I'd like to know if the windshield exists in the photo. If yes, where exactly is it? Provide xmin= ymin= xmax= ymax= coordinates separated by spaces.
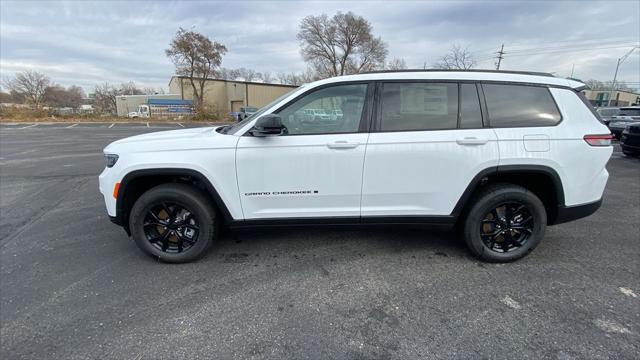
xmin=222 ymin=86 xmax=301 ymax=135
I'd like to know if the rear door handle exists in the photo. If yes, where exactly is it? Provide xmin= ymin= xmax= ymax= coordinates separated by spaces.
xmin=327 ymin=141 xmax=360 ymax=149
xmin=456 ymin=137 xmax=489 ymax=145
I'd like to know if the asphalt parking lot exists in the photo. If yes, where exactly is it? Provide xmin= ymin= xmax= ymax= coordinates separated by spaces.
xmin=1 ymin=123 xmax=639 ymax=359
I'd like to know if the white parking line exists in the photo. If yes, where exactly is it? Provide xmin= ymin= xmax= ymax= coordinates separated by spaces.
xmin=66 ymin=123 xmax=78 ymax=128
xmin=18 ymin=124 xmax=38 ymax=129
xmin=176 ymin=122 xmax=184 ymax=127
xmin=109 ymin=123 xmax=115 ymax=128
xmin=146 ymin=122 xmax=150 ymax=128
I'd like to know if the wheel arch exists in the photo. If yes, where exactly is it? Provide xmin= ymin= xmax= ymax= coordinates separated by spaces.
xmin=115 ymin=168 xmax=233 ymax=235
xmin=452 ymin=165 xmax=565 ymax=225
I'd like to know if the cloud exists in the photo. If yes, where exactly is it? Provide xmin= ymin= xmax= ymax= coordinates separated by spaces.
xmin=1 ymin=0 xmax=638 ymax=93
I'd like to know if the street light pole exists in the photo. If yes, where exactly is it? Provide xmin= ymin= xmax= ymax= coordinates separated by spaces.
xmin=609 ymin=46 xmax=638 ymax=106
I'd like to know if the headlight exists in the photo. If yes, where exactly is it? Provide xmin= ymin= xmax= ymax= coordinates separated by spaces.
xmin=105 ymin=154 xmax=119 ymax=168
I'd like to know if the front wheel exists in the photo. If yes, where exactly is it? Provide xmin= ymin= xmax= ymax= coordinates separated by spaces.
xmin=129 ymin=183 xmax=217 ymax=263
xmin=462 ymin=184 xmax=547 ymax=262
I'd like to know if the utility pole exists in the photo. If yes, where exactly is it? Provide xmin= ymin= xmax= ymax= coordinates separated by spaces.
xmin=496 ymin=44 xmax=505 ymax=70
xmin=609 ymin=46 xmax=638 ymax=106
xmin=570 ymin=63 xmax=575 ymax=78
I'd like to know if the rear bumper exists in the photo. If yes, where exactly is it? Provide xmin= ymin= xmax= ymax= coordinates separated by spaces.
xmin=552 ymin=198 xmax=602 ymax=225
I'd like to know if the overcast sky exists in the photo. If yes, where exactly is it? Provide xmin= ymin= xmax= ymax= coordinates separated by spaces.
xmin=1 ymin=0 xmax=639 ymax=93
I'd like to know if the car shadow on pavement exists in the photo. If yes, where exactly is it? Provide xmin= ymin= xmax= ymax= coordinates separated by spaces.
xmin=204 ymin=225 xmax=471 ymax=265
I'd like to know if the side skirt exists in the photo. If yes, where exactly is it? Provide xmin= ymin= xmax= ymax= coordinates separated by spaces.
xmin=226 ymin=215 xmax=457 ymax=229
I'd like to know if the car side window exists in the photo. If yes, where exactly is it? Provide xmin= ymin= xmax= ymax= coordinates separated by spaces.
xmin=483 ymin=84 xmax=562 ymax=127
xmin=460 ymin=84 xmax=483 ymax=128
xmin=276 ymin=84 xmax=368 ymax=135
xmin=379 ymin=83 xmax=458 ymax=131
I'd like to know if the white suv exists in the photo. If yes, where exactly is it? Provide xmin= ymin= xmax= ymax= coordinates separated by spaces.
xmin=99 ymin=70 xmax=612 ymax=263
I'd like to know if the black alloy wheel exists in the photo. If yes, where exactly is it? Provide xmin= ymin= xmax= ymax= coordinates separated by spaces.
xmin=480 ymin=202 xmax=533 ymax=253
xmin=462 ymin=183 xmax=546 ymax=262
xmin=143 ymin=202 xmax=200 ymax=254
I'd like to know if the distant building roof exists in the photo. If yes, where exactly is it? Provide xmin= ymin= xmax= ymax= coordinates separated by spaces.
xmin=169 ymin=76 xmax=298 ymax=88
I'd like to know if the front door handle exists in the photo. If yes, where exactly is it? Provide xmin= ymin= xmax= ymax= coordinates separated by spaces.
xmin=456 ymin=137 xmax=489 ymax=146
xmin=327 ymin=141 xmax=360 ymax=149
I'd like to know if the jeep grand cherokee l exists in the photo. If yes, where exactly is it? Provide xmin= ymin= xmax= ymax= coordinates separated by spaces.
xmin=99 ymin=70 xmax=612 ymax=263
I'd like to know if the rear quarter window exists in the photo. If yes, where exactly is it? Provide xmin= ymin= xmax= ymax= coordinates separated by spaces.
xmin=483 ymin=84 xmax=562 ymax=127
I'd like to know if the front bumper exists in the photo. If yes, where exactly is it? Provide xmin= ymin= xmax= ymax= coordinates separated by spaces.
xmin=620 ymin=131 xmax=640 ymax=153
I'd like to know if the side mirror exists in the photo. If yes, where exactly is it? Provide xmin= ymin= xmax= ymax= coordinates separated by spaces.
xmin=249 ymin=114 xmax=285 ymax=137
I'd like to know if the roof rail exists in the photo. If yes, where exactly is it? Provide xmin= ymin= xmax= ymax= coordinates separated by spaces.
xmin=360 ymin=69 xmax=555 ymax=77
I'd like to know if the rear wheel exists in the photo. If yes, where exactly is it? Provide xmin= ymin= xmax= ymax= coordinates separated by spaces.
xmin=462 ymin=184 xmax=546 ymax=262
xmin=129 ymin=183 xmax=216 ymax=263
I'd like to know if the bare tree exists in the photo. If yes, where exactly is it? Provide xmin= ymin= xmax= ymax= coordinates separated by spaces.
xmin=165 ymin=28 xmax=227 ymax=111
xmin=66 ymin=85 xmax=85 ymax=108
xmin=120 ymin=81 xmax=144 ymax=95
xmin=276 ymin=72 xmax=291 ymax=85
xmin=433 ymin=45 xmax=476 ymax=70
xmin=9 ymin=90 xmax=26 ymax=104
xmin=217 ymin=67 xmax=236 ymax=80
xmin=43 ymin=85 xmax=68 ymax=107
xmin=232 ymin=68 xmax=261 ymax=82
xmin=275 ymin=68 xmax=317 ymax=86
xmin=0 ymin=91 xmax=11 ymax=103
xmin=297 ymin=11 xmax=388 ymax=77
xmin=260 ymin=71 xmax=274 ymax=83
xmin=93 ymin=83 xmax=119 ymax=114
xmin=3 ymin=70 xmax=51 ymax=109
xmin=142 ymin=87 xmax=165 ymax=95
xmin=585 ymin=79 xmax=631 ymax=91
xmin=386 ymin=58 xmax=408 ymax=70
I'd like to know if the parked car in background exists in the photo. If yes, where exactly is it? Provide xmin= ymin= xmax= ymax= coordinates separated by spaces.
xmin=608 ymin=106 xmax=640 ymax=138
xmin=595 ymin=107 xmax=620 ymax=126
xmin=232 ymin=106 xmax=258 ymax=122
xmin=620 ymin=122 xmax=640 ymax=157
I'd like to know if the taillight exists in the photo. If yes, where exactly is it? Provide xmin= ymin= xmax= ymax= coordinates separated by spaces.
xmin=584 ymin=134 xmax=613 ymax=146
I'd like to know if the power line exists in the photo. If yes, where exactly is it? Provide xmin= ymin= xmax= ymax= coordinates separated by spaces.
xmin=475 ymin=44 xmax=639 ymax=61
xmin=502 ymin=44 xmax=639 ymax=57
xmin=470 ymin=37 xmax=639 ymax=57
xmin=506 ymin=41 xmax=638 ymax=54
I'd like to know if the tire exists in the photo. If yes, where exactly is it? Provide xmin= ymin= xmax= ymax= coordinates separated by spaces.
xmin=129 ymin=183 xmax=217 ymax=263
xmin=623 ymin=150 xmax=638 ymax=157
xmin=462 ymin=183 xmax=546 ymax=262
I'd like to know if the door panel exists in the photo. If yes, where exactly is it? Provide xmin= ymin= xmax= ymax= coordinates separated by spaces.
xmin=361 ymin=129 xmax=499 ymax=216
xmin=236 ymin=134 xmax=368 ymax=219
xmin=235 ymin=82 xmax=371 ymax=219
xmin=361 ymin=81 xmax=499 ymax=217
